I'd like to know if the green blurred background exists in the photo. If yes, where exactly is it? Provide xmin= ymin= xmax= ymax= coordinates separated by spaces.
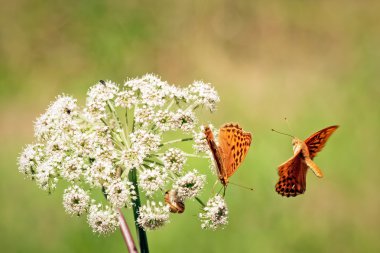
xmin=1 ymin=0 xmax=379 ymax=252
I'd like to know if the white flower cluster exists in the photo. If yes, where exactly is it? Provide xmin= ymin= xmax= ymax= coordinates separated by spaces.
xmin=173 ymin=170 xmax=206 ymax=199
xmin=162 ymin=148 xmax=187 ymax=173
xmin=137 ymin=201 xmax=170 ymax=230
xmin=88 ymin=204 xmax=119 ymax=235
xmin=18 ymin=74 xmax=225 ymax=234
xmin=63 ymin=185 xmax=90 ymax=216
xmin=199 ymin=195 xmax=229 ymax=230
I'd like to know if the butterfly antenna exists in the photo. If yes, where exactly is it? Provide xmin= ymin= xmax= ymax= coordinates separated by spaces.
xmin=284 ymin=117 xmax=293 ymax=133
xmin=229 ymin=182 xmax=254 ymax=191
xmin=271 ymin=128 xmax=294 ymax=138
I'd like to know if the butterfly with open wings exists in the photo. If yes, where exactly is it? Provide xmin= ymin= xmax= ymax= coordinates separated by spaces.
xmin=204 ymin=123 xmax=252 ymax=193
xmin=275 ymin=125 xmax=339 ymax=197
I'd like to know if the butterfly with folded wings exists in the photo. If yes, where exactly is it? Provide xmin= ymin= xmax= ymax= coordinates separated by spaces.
xmin=204 ymin=123 xmax=252 ymax=192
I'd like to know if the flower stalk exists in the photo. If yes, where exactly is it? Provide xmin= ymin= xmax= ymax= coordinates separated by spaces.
xmin=118 ymin=209 xmax=138 ymax=253
xmin=129 ymin=168 xmax=150 ymax=253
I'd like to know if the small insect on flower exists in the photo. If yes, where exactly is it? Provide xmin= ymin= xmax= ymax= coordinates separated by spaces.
xmin=164 ymin=189 xmax=185 ymax=214
xmin=63 ymin=185 xmax=90 ymax=216
xmin=137 ymin=201 xmax=170 ymax=231
xmin=199 ymin=195 xmax=229 ymax=230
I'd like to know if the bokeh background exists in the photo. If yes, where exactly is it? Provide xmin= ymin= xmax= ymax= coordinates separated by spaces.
xmin=1 ymin=0 xmax=380 ymax=252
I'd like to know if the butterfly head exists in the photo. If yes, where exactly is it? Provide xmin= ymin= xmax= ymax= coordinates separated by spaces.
xmin=221 ymin=176 xmax=229 ymax=186
xmin=291 ymin=137 xmax=303 ymax=154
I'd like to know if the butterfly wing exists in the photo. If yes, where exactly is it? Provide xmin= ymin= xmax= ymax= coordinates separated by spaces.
xmin=305 ymin=125 xmax=339 ymax=159
xmin=218 ymin=123 xmax=252 ymax=179
xmin=276 ymin=152 xmax=308 ymax=197
xmin=204 ymin=126 xmax=224 ymax=182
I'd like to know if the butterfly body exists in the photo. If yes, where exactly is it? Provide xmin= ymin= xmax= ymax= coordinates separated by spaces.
xmin=204 ymin=123 xmax=252 ymax=188
xmin=276 ymin=125 xmax=338 ymax=197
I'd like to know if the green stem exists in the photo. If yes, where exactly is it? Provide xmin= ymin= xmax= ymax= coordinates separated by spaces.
xmin=195 ymin=197 xmax=206 ymax=207
xmin=129 ymin=169 xmax=149 ymax=253
xmin=107 ymin=101 xmax=130 ymax=146
xmin=158 ymin=137 xmax=193 ymax=147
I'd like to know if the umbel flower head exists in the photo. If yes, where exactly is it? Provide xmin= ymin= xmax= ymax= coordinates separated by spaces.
xmin=18 ymin=74 xmax=227 ymax=235
xmin=199 ymin=195 xmax=229 ymax=230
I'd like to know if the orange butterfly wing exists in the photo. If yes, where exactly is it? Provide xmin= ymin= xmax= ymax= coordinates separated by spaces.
xmin=218 ymin=123 xmax=252 ymax=179
xmin=304 ymin=125 xmax=339 ymax=159
xmin=276 ymin=153 xmax=308 ymax=197
xmin=204 ymin=126 xmax=225 ymax=182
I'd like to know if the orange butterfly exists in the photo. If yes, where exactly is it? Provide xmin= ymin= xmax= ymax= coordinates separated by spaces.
xmin=164 ymin=190 xmax=185 ymax=214
xmin=275 ymin=125 xmax=339 ymax=197
xmin=204 ymin=123 xmax=252 ymax=190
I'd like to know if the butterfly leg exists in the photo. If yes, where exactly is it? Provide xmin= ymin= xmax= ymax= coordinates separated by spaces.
xmin=223 ymin=186 xmax=227 ymax=197
xmin=217 ymin=185 xmax=224 ymax=196
xmin=211 ymin=180 xmax=219 ymax=194
xmin=305 ymin=157 xmax=323 ymax=178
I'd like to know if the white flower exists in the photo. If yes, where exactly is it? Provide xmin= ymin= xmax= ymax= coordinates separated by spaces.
xmin=63 ymin=185 xmax=90 ymax=216
xmin=192 ymin=126 xmax=210 ymax=153
xmin=85 ymin=159 xmax=117 ymax=187
xmin=139 ymin=166 xmax=167 ymax=196
xmin=167 ymin=85 xmax=189 ymax=102
xmin=188 ymin=81 xmax=220 ymax=112
xmin=162 ymin=148 xmax=187 ymax=173
xmin=120 ymin=147 xmax=146 ymax=171
xmin=35 ymin=160 xmax=58 ymax=192
xmin=137 ymin=201 xmax=170 ymax=231
xmin=87 ymin=204 xmax=119 ymax=235
xmin=173 ymin=170 xmax=206 ymax=199
xmin=173 ymin=109 xmax=196 ymax=132
xmin=130 ymin=130 xmax=161 ymax=153
xmin=115 ymin=89 xmax=138 ymax=108
xmin=86 ymin=81 xmax=119 ymax=119
xmin=61 ymin=156 xmax=86 ymax=182
xmin=199 ymin=195 xmax=228 ymax=230
xmin=106 ymin=179 xmax=136 ymax=208
xmin=154 ymin=110 xmax=176 ymax=132
xmin=139 ymin=74 xmax=170 ymax=107
xmin=124 ymin=75 xmax=169 ymax=106
xmin=134 ymin=106 xmax=155 ymax=127
xmin=18 ymin=143 xmax=45 ymax=177
xmin=34 ymin=95 xmax=79 ymax=141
